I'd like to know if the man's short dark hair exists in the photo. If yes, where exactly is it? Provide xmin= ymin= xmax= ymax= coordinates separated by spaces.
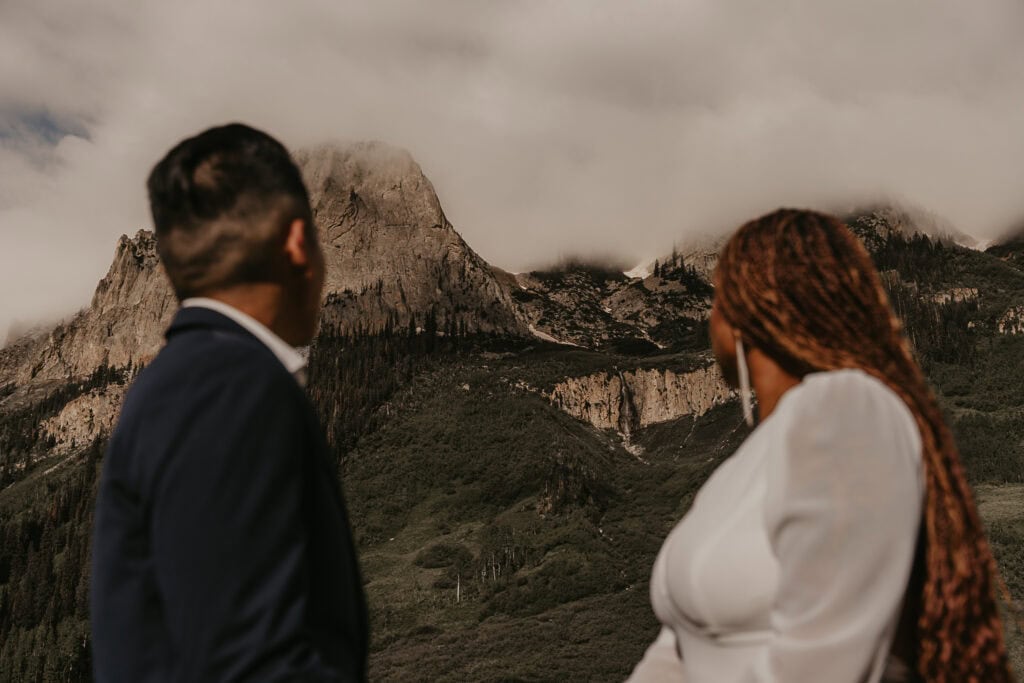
xmin=147 ymin=123 xmax=312 ymax=299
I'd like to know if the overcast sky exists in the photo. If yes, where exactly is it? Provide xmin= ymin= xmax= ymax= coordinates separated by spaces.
xmin=2 ymin=0 xmax=1024 ymax=340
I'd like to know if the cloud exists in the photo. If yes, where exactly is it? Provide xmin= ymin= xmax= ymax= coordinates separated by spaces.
xmin=1 ymin=0 xmax=1024 ymax=339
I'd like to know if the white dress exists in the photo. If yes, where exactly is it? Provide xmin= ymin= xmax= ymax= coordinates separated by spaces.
xmin=627 ymin=369 xmax=924 ymax=682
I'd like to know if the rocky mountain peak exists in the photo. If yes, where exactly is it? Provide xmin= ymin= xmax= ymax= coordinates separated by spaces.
xmin=297 ymin=141 xmax=453 ymax=239
xmin=6 ymin=229 xmax=177 ymax=385
xmin=296 ymin=141 xmax=524 ymax=336
xmin=1 ymin=141 xmax=526 ymax=388
xmin=91 ymin=229 xmax=164 ymax=309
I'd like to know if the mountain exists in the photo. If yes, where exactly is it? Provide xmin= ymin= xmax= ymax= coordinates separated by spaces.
xmin=510 ymin=255 xmax=712 ymax=352
xmin=0 ymin=141 xmax=526 ymax=391
xmin=297 ymin=143 xmax=526 ymax=337
xmin=842 ymin=203 xmax=979 ymax=250
xmin=2 ymin=149 xmax=1024 ymax=680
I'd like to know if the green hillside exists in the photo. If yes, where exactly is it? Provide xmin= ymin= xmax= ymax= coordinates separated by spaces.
xmin=334 ymin=345 xmax=746 ymax=681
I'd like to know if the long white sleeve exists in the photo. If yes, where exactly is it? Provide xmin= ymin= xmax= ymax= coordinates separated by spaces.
xmin=748 ymin=370 xmax=924 ymax=682
xmin=627 ymin=627 xmax=687 ymax=682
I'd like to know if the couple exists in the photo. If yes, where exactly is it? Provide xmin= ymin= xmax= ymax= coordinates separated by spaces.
xmin=90 ymin=124 xmax=1012 ymax=682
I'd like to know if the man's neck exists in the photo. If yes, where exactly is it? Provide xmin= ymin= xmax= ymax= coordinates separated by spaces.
xmin=192 ymin=285 xmax=294 ymax=344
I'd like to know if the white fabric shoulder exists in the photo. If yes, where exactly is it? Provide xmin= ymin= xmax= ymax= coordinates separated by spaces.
xmin=751 ymin=368 xmax=924 ymax=682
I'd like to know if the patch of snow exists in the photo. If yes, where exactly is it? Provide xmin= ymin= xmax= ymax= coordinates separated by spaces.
xmin=624 ymin=259 xmax=655 ymax=279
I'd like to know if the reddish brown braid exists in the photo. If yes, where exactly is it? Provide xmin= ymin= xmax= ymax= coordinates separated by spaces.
xmin=714 ymin=208 xmax=1013 ymax=682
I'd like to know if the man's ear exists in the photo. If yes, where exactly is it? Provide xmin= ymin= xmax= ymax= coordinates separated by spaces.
xmin=283 ymin=218 xmax=311 ymax=269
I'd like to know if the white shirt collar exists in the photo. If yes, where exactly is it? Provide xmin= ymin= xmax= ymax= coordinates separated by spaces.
xmin=180 ymin=297 xmax=308 ymax=387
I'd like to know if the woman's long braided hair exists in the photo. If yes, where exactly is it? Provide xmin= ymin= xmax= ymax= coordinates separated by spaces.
xmin=714 ymin=208 xmax=1013 ymax=682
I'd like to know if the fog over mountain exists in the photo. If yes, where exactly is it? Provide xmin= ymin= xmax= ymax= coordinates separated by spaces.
xmin=3 ymin=0 xmax=1024 ymax=340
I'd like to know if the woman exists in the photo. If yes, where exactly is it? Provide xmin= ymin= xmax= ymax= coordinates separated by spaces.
xmin=627 ymin=209 xmax=1013 ymax=682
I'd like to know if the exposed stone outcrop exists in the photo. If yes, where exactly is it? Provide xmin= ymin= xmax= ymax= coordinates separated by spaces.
xmin=297 ymin=142 xmax=525 ymax=336
xmin=41 ymin=383 xmax=127 ymax=455
xmin=998 ymin=306 xmax=1024 ymax=335
xmin=549 ymin=364 xmax=731 ymax=435
xmin=933 ymin=288 xmax=978 ymax=305
xmin=0 ymin=327 xmax=51 ymax=390
xmin=13 ymin=231 xmax=176 ymax=384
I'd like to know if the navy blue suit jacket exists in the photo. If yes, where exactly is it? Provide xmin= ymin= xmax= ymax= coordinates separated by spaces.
xmin=91 ymin=306 xmax=368 ymax=682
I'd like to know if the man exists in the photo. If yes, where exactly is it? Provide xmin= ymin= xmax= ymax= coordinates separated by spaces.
xmin=91 ymin=123 xmax=368 ymax=682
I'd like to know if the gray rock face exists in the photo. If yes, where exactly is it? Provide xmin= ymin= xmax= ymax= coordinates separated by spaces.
xmin=0 ymin=327 xmax=50 ymax=390
xmin=549 ymin=364 xmax=731 ymax=436
xmin=297 ymin=143 xmax=526 ymax=336
xmin=42 ymin=383 xmax=127 ymax=455
xmin=998 ymin=306 xmax=1024 ymax=335
xmin=7 ymin=231 xmax=176 ymax=384
xmin=933 ymin=287 xmax=978 ymax=305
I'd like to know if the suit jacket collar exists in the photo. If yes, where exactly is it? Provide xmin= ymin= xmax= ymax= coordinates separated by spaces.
xmin=165 ymin=305 xmax=256 ymax=342
xmin=165 ymin=304 xmax=253 ymax=341
xmin=164 ymin=304 xmax=308 ymax=386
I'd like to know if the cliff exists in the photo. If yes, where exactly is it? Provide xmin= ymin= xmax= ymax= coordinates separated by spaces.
xmin=42 ymin=383 xmax=128 ymax=456
xmin=998 ymin=306 xmax=1024 ymax=335
xmin=549 ymin=364 xmax=732 ymax=437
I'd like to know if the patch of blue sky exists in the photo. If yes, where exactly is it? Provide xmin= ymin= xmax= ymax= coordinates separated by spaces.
xmin=0 ymin=108 xmax=89 ymax=145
